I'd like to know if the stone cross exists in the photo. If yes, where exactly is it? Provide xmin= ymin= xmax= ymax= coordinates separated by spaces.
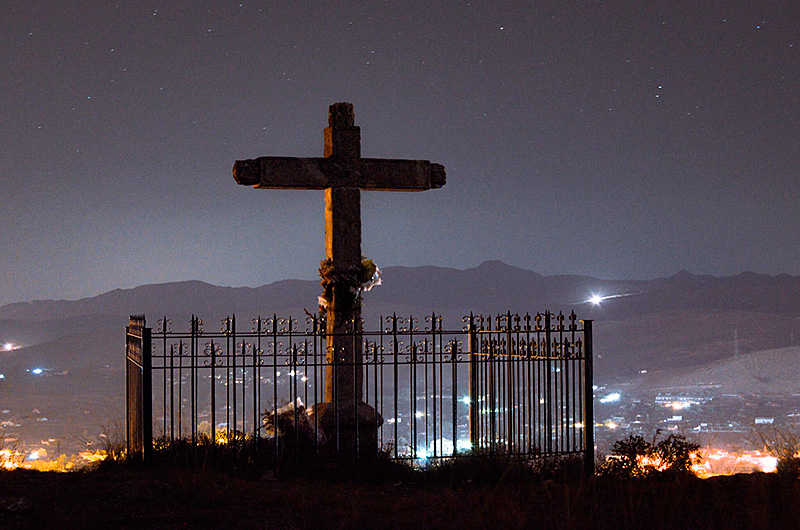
xmin=233 ymin=102 xmax=445 ymax=455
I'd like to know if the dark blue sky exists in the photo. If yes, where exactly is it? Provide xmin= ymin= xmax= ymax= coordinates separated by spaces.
xmin=1 ymin=1 xmax=798 ymax=306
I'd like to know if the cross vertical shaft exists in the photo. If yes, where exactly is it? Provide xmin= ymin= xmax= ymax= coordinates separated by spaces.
xmin=324 ymin=104 xmax=363 ymax=406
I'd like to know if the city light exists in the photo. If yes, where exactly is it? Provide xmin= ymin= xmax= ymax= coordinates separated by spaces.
xmin=3 ymin=343 xmax=13 ymax=351
xmin=456 ymin=439 xmax=472 ymax=452
xmin=697 ymin=449 xmax=780 ymax=477
xmin=599 ymin=392 xmax=621 ymax=403
xmin=667 ymin=401 xmax=689 ymax=410
xmin=31 ymin=368 xmax=43 ymax=375
xmin=27 ymin=449 xmax=46 ymax=461
xmin=1 ymin=448 xmax=109 ymax=472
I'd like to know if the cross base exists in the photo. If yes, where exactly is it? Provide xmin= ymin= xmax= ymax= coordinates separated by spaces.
xmin=309 ymin=401 xmax=383 ymax=458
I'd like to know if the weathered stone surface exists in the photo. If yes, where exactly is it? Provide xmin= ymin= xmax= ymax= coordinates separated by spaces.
xmin=309 ymin=401 xmax=383 ymax=457
xmin=233 ymin=157 xmax=444 ymax=191
xmin=328 ymin=102 xmax=355 ymax=128
xmin=231 ymin=158 xmax=261 ymax=186
xmin=325 ymin=187 xmax=361 ymax=269
xmin=308 ymin=401 xmax=383 ymax=431
xmin=324 ymin=127 xmax=361 ymax=161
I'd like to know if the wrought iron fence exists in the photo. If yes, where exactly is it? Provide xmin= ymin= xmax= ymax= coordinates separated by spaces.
xmin=126 ymin=312 xmax=593 ymax=470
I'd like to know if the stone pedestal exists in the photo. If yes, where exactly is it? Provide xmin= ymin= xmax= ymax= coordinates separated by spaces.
xmin=309 ymin=401 xmax=382 ymax=458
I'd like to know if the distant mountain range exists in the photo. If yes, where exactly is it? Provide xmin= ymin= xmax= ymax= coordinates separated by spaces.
xmin=2 ymin=261 xmax=799 ymax=452
xmin=2 ymin=260 xmax=800 ymax=379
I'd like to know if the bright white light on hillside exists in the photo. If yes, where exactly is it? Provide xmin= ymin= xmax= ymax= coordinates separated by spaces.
xmin=31 ymin=368 xmax=43 ymax=375
xmin=3 ymin=343 xmax=13 ymax=351
xmin=599 ymin=392 xmax=621 ymax=403
xmin=585 ymin=291 xmax=642 ymax=306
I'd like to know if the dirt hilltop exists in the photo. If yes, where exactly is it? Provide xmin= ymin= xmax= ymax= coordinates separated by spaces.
xmin=2 ymin=467 xmax=800 ymax=529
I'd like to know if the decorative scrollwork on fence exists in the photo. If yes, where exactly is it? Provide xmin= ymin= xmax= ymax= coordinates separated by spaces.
xmin=157 ymin=318 xmax=173 ymax=334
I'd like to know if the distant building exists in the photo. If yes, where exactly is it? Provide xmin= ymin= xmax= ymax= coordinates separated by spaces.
xmin=655 ymin=393 xmax=708 ymax=410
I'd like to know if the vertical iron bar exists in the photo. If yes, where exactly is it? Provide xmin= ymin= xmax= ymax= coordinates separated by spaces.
xmin=142 ymin=324 xmax=153 ymax=464
xmin=392 ymin=315 xmax=399 ymax=460
xmin=162 ymin=320 xmax=168 ymax=441
xmin=467 ymin=314 xmax=478 ymax=451
xmin=545 ymin=312 xmax=552 ymax=455
xmin=313 ymin=316 xmax=320 ymax=458
xmin=272 ymin=316 xmax=279 ymax=463
xmin=170 ymin=337 xmax=175 ymax=441
xmin=506 ymin=313 xmax=513 ymax=454
xmin=178 ymin=340 xmax=183 ymax=439
xmin=191 ymin=317 xmax=197 ymax=445
xmin=211 ymin=338 xmax=216 ymax=447
xmin=451 ymin=340 xmax=458 ymax=456
xmin=428 ymin=318 xmax=434 ymax=458
xmin=583 ymin=319 xmax=594 ymax=475
xmin=488 ymin=324 xmax=496 ymax=454
xmin=254 ymin=318 xmax=261 ymax=444
xmin=378 ymin=317 xmax=385 ymax=456
xmin=231 ymin=315 xmax=237 ymax=451
xmin=559 ymin=318 xmax=565 ymax=453
xmin=353 ymin=316 xmax=360 ymax=459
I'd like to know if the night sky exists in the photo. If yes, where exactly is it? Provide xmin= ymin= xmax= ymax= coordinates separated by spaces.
xmin=2 ymin=1 xmax=798 ymax=307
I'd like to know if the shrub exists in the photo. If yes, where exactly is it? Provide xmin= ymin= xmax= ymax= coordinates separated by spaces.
xmin=758 ymin=429 xmax=800 ymax=478
xmin=599 ymin=432 xmax=701 ymax=478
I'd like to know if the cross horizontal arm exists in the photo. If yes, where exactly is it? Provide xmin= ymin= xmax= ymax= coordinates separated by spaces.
xmin=233 ymin=156 xmax=446 ymax=191
xmin=359 ymin=159 xmax=446 ymax=191
xmin=233 ymin=157 xmax=330 ymax=189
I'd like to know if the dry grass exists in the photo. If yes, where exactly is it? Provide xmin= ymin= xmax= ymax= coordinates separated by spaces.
xmin=4 ymin=454 xmax=800 ymax=529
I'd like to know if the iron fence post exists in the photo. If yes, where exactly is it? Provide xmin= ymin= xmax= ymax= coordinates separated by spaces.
xmin=142 ymin=324 xmax=152 ymax=464
xmin=126 ymin=315 xmax=152 ymax=463
xmin=467 ymin=313 xmax=478 ymax=451
xmin=544 ymin=312 xmax=552 ymax=455
xmin=582 ymin=319 xmax=594 ymax=475
xmin=125 ymin=318 xmax=139 ymax=460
